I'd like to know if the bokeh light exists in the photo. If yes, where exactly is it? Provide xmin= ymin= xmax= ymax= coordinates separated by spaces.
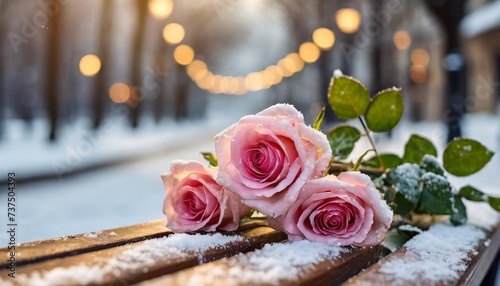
xmin=335 ymin=8 xmax=362 ymax=34
xmin=147 ymin=0 xmax=173 ymax=20
xmin=312 ymin=28 xmax=336 ymax=50
xmin=173 ymin=45 xmax=194 ymax=65
xmin=409 ymin=65 xmax=427 ymax=83
xmin=393 ymin=30 xmax=412 ymax=50
xmin=162 ymin=23 xmax=185 ymax=44
xmin=186 ymin=60 xmax=208 ymax=80
xmin=411 ymin=48 xmax=430 ymax=66
xmin=108 ymin=82 xmax=130 ymax=103
xmin=299 ymin=42 xmax=321 ymax=63
xmin=79 ymin=54 xmax=101 ymax=77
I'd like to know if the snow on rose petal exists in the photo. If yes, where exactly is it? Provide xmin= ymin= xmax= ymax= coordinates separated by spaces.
xmin=214 ymin=104 xmax=332 ymax=218
xmin=161 ymin=160 xmax=250 ymax=232
xmin=270 ymin=172 xmax=393 ymax=247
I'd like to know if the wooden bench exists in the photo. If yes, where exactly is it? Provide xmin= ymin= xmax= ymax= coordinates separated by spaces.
xmin=1 ymin=218 xmax=499 ymax=285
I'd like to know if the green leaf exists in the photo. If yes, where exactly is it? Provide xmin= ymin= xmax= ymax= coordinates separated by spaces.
xmin=488 ymin=197 xmax=500 ymax=212
xmin=420 ymin=155 xmax=444 ymax=176
xmin=201 ymin=152 xmax=218 ymax=167
xmin=386 ymin=164 xmax=422 ymax=215
xmin=312 ymin=107 xmax=325 ymax=131
xmin=365 ymin=88 xmax=403 ymax=132
xmin=381 ymin=229 xmax=412 ymax=253
xmin=443 ymin=138 xmax=494 ymax=177
xmin=459 ymin=185 xmax=487 ymax=202
xmin=327 ymin=125 xmax=362 ymax=160
xmin=328 ymin=74 xmax=370 ymax=120
xmin=351 ymin=149 xmax=374 ymax=171
xmin=362 ymin=153 xmax=402 ymax=169
xmin=450 ymin=195 xmax=467 ymax=226
xmin=416 ymin=173 xmax=454 ymax=215
xmin=403 ymin=135 xmax=437 ymax=164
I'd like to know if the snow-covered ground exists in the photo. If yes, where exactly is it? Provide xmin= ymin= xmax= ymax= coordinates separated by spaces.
xmin=0 ymin=112 xmax=499 ymax=244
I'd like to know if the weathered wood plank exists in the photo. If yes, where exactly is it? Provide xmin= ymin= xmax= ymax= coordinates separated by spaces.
xmin=0 ymin=219 xmax=169 ymax=268
xmin=140 ymin=243 xmax=382 ymax=286
xmin=0 ymin=219 xmax=268 ymax=269
xmin=343 ymin=223 xmax=500 ymax=286
xmin=0 ymin=225 xmax=286 ymax=286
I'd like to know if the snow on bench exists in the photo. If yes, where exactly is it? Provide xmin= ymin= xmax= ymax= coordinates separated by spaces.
xmin=0 ymin=216 xmax=498 ymax=286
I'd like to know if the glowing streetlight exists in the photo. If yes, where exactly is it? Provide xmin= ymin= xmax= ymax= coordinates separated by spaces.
xmin=335 ymin=8 xmax=362 ymax=34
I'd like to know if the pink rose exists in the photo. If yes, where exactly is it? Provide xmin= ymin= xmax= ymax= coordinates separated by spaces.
xmin=215 ymin=104 xmax=332 ymax=218
xmin=161 ymin=160 xmax=250 ymax=232
xmin=269 ymin=172 xmax=393 ymax=246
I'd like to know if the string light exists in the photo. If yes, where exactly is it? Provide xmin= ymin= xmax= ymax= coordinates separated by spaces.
xmin=335 ymin=8 xmax=362 ymax=34
xmin=148 ymin=0 xmax=173 ymax=20
xmin=312 ymin=28 xmax=336 ymax=50
xmin=79 ymin=54 xmax=101 ymax=77
xmin=163 ymin=23 xmax=185 ymax=44
xmin=109 ymin=82 xmax=130 ymax=103
xmin=173 ymin=45 xmax=195 ymax=65
xmin=145 ymin=6 xmax=347 ymax=95
xmin=393 ymin=30 xmax=412 ymax=50
xmin=409 ymin=65 xmax=427 ymax=83
xmin=411 ymin=48 xmax=430 ymax=66
xmin=299 ymin=42 xmax=321 ymax=63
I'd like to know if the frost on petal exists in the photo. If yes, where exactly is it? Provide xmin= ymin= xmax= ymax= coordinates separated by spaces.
xmin=256 ymin=103 xmax=305 ymax=124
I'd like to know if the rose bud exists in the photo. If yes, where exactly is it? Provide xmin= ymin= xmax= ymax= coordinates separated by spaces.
xmin=161 ymin=160 xmax=251 ymax=232
xmin=215 ymin=104 xmax=332 ymax=218
xmin=269 ymin=172 xmax=393 ymax=247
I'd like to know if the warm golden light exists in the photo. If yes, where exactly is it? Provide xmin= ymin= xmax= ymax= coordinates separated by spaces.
xmin=173 ymin=45 xmax=194 ymax=65
xmin=109 ymin=82 xmax=130 ymax=103
xmin=187 ymin=60 xmax=208 ymax=80
xmin=162 ymin=23 xmax=185 ymax=44
xmin=409 ymin=65 xmax=427 ymax=83
xmin=265 ymin=65 xmax=283 ymax=85
xmin=228 ymin=77 xmax=240 ymax=94
xmin=79 ymin=54 xmax=101 ymax=77
xmin=411 ymin=48 xmax=430 ymax=66
xmin=312 ymin=28 xmax=336 ymax=50
xmin=335 ymin=8 xmax=362 ymax=34
xmin=393 ymin=30 xmax=412 ymax=50
xmin=148 ymin=0 xmax=173 ymax=20
xmin=277 ymin=59 xmax=294 ymax=77
xmin=245 ymin=72 xmax=265 ymax=91
xmin=285 ymin=53 xmax=305 ymax=72
xmin=195 ymin=71 xmax=214 ymax=90
xmin=299 ymin=42 xmax=321 ymax=63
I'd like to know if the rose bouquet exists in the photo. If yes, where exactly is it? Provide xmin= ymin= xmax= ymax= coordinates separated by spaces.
xmin=161 ymin=70 xmax=497 ymax=248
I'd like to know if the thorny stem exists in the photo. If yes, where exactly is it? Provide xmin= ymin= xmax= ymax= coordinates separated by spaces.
xmin=358 ymin=117 xmax=385 ymax=170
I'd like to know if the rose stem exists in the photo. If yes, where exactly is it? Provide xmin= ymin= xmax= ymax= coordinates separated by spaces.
xmin=358 ymin=116 xmax=385 ymax=170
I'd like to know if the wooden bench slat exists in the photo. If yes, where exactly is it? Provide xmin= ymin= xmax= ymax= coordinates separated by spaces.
xmin=0 ymin=219 xmax=169 ymax=268
xmin=139 ymin=243 xmax=382 ymax=286
xmin=342 ymin=224 xmax=500 ymax=286
xmin=0 ymin=224 xmax=286 ymax=286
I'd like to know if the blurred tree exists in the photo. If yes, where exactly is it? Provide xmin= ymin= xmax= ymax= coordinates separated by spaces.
xmin=423 ymin=0 xmax=466 ymax=142
xmin=129 ymin=0 xmax=148 ymax=128
xmin=0 ymin=0 xmax=4 ymax=139
xmin=92 ymin=0 xmax=114 ymax=130
xmin=46 ymin=4 xmax=61 ymax=141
